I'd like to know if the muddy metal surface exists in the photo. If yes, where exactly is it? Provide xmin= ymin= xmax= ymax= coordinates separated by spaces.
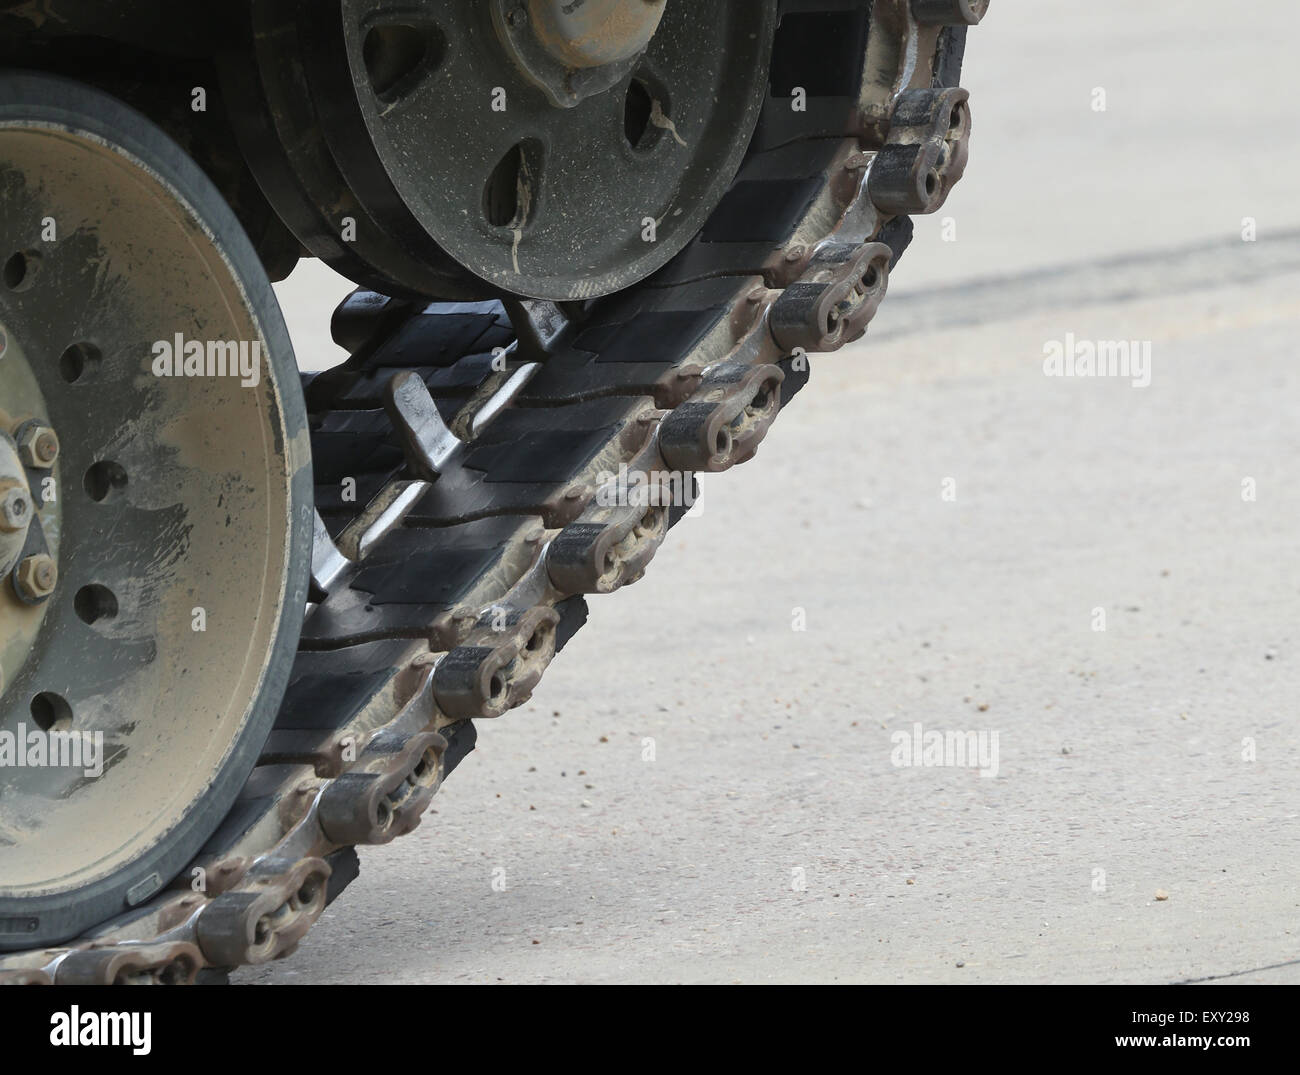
xmin=248 ymin=0 xmax=1300 ymax=983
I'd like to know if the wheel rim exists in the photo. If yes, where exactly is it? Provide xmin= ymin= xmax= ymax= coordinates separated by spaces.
xmin=0 ymin=76 xmax=311 ymax=938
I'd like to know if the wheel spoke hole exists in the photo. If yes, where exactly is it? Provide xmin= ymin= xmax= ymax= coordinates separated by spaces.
xmin=30 ymin=692 xmax=73 ymax=733
xmin=74 ymin=584 xmax=118 ymax=626
xmin=84 ymin=460 xmax=127 ymax=503
xmin=59 ymin=341 xmax=102 ymax=384
xmin=3 ymin=250 xmax=40 ymax=292
xmin=483 ymin=141 xmax=540 ymax=229
xmin=624 ymin=78 xmax=655 ymax=149
xmin=363 ymin=22 xmax=446 ymax=101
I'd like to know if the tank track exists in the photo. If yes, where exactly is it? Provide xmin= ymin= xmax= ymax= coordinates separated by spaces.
xmin=0 ymin=0 xmax=985 ymax=984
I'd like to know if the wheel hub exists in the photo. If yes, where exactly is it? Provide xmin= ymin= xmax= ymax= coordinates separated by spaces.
xmin=496 ymin=0 xmax=669 ymax=107
xmin=0 ymin=318 xmax=60 ymax=705
xmin=531 ymin=0 xmax=665 ymax=67
xmin=0 ymin=431 xmax=35 ymax=577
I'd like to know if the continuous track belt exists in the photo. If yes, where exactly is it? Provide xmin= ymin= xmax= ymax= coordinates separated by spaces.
xmin=0 ymin=0 xmax=985 ymax=984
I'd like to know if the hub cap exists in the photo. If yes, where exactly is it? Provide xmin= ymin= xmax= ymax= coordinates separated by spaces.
xmin=495 ymin=0 xmax=669 ymax=107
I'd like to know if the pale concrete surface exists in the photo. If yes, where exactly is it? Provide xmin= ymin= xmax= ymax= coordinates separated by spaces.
xmin=898 ymin=0 xmax=1297 ymax=292
xmin=241 ymin=0 xmax=1300 ymax=983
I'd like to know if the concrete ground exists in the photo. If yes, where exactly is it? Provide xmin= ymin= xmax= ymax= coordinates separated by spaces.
xmin=241 ymin=0 xmax=1300 ymax=983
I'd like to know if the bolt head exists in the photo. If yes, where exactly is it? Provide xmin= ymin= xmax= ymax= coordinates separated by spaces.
xmin=17 ymin=424 xmax=58 ymax=468
xmin=0 ymin=487 xmax=30 ymax=532
xmin=34 ymin=431 xmax=58 ymax=464
xmin=15 ymin=553 xmax=57 ymax=600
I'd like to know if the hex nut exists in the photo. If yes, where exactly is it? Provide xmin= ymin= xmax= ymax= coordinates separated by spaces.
xmin=17 ymin=424 xmax=59 ymax=468
xmin=15 ymin=553 xmax=57 ymax=600
xmin=0 ymin=485 xmax=30 ymax=533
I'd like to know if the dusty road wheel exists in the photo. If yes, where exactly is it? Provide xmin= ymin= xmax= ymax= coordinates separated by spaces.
xmin=228 ymin=0 xmax=779 ymax=299
xmin=0 ymin=73 xmax=312 ymax=950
